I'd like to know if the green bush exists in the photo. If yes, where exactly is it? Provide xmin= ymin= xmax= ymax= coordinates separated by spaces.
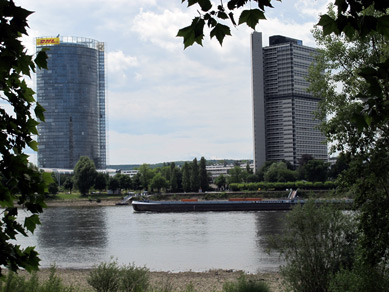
xmin=87 ymin=261 xmax=121 ymax=292
xmin=273 ymin=201 xmax=357 ymax=292
xmin=223 ymin=275 xmax=270 ymax=292
xmin=88 ymin=261 xmax=152 ymax=292
xmin=120 ymin=263 xmax=149 ymax=292
xmin=0 ymin=266 xmax=75 ymax=292
xmin=329 ymin=264 xmax=389 ymax=292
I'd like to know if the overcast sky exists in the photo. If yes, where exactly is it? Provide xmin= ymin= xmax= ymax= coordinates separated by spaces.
xmin=16 ymin=0 xmax=331 ymax=165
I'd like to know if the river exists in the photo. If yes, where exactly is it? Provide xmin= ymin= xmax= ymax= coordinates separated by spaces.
xmin=16 ymin=206 xmax=286 ymax=273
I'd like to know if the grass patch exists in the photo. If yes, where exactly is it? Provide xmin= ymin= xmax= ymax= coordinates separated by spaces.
xmin=51 ymin=192 xmax=122 ymax=201
xmin=0 ymin=266 xmax=76 ymax=292
xmin=223 ymin=275 xmax=270 ymax=292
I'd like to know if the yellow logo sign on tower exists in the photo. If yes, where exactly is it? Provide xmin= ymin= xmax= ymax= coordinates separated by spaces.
xmin=36 ymin=37 xmax=60 ymax=45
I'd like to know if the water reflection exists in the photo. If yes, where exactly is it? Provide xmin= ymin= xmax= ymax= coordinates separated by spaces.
xmin=17 ymin=207 xmax=285 ymax=272
xmin=35 ymin=206 xmax=108 ymax=267
xmin=253 ymin=211 xmax=287 ymax=271
xmin=37 ymin=207 xmax=107 ymax=248
xmin=255 ymin=211 xmax=286 ymax=249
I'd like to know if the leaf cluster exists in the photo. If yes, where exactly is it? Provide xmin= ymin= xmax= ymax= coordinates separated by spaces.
xmin=318 ymin=0 xmax=389 ymax=39
xmin=312 ymin=2 xmax=389 ymax=278
xmin=0 ymin=0 xmax=48 ymax=276
xmin=177 ymin=0 xmax=278 ymax=48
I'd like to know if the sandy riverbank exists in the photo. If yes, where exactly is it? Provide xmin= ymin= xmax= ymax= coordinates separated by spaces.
xmin=18 ymin=268 xmax=283 ymax=292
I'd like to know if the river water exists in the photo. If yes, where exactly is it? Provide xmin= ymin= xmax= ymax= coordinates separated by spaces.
xmin=16 ymin=206 xmax=286 ymax=273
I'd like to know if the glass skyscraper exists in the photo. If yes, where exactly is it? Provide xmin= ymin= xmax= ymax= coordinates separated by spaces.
xmin=251 ymin=32 xmax=327 ymax=172
xmin=36 ymin=36 xmax=106 ymax=169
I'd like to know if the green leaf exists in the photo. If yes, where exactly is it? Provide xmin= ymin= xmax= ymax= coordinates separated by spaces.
xmin=28 ymin=140 xmax=38 ymax=151
xmin=210 ymin=23 xmax=231 ymax=45
xmin=377 ymin=15 xmax=389 ymax=39
xmin=34 ymin=49 xmax=48 ymax=70
xmin=26 ymin=118 xmax=39 ymax=135
xmin=207 ymin=17 xmax=217 ymax=28
xmin=24 ymin=214 xmax=41 ymax=233
xmin=177 ymin=17 xmax=205 ymax=48
xmin=217 ymin=11 xmax=229 ymax=20
xmin=22 ymin=86 xmax=35 ymax=103
xmin=318 ymin=14 xmax=339 ymax=36
xmin=334 ymin=0 xmax=348 ymax=13
xmin=198 ymin=0 xmax=212 ymax=12
xmin=238 ymin=9 xmax=266 ymax=30
xmin=257 ymin=0 xmax=273 ymax=10
xmin=187 ymin=0 xmax=198 ymax=7
xmin=34 ymin=102 xmax=46 ymax=122
xmin=228 ymin=12 xmax=237 ymax=26
xmin=187 ymin=0 xmax=212 ymax=11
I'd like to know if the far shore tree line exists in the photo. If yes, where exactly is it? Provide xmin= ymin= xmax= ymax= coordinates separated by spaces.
xmin=48 ymin=153 xmax=351 ymax=196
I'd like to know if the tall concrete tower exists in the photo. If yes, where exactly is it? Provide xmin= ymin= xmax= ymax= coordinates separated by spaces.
xmin=251 ymin=32 xmax=327 ymax=172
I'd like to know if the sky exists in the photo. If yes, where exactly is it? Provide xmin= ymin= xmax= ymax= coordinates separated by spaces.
xmin=15 ymin=0 xmax=331 ymax=165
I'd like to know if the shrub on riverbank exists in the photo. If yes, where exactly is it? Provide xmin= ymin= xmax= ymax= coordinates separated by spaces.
xmin=223 ymin=275 xmax=270 ymax=292
xmin=87 ymin=261 xmax=150 ymax=292
xmin=0 ymin=267 xmax=75 ymax=292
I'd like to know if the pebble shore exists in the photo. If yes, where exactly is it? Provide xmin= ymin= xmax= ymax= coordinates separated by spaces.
xmin=19 ymin=268 xmax=282 ymax=292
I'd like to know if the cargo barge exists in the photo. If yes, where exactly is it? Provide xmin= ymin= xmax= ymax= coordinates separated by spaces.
xmin=132 ymin=198 xmax=305 ymax=212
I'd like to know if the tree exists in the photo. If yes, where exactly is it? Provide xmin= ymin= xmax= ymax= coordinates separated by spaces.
xmin=150 ymin=173 xmax=167 ymax=193
xmin=108 ymin=176 xmax=120 ymax=194
xmin=48 ymin=174 xmax=59 ymax=195
xmin=62 ymin=177 xmax=74 ymax=194
xmin=73 ymin=156 xmax=97 ymax=195
xmin=245 ymin=161 xmax=253 ymax=174
xmin=121 ymin=175 xmax=132 ymax=192
xmin=169 ymin=162 xmax=179 ymax=192
xmin=227 ymin=166 xmax=242 ymax=184
xmin=199 ymin=157 xmax=209 ymax=192
xmin=256 ymin=161 xmax=274 ymax=181
xmin=215 ymin=174 xmax=227 ymax=190
xmin=298 ymin=154 xmax=314 ymax=166
xmin=298 ymin=160 xmax=329 ymax=182
xmin=138 ymin=164 xmax=154 ymax=191
xmin=182 ymin=162 xmax=191 ymax=192
xmin=190 ymin=158 xmax=200 ymax=192
xmin=94 ymin=172 xmax=107 ymax=192
xmin=0 ymin=0 xmax=51 ymax=276
xmin=274 ymin=201 xmax=357 ymax=292
xmin=308 ymin=2 xmax=389 ymax=279
xmin=328 ymin=153 xmax=351 ymax=180
xmin=264 ymin=162 xmax=297 ymax=182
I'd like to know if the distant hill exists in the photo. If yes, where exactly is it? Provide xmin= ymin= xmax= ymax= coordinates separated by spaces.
xmin=107 ymin=159 xmax=252 ymax=170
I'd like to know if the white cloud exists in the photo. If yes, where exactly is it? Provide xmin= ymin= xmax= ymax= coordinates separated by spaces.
xmin=107 ymin=51 xmax=139 ymax=73
xmin=295 ymin=0 xmax=332 ymax=19
xmin=131 ymin=8 xmax=192 ymax=52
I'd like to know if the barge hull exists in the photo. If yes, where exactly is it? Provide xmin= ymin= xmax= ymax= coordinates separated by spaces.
xmin=132 ymin=200 xmax=303 ymax=212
